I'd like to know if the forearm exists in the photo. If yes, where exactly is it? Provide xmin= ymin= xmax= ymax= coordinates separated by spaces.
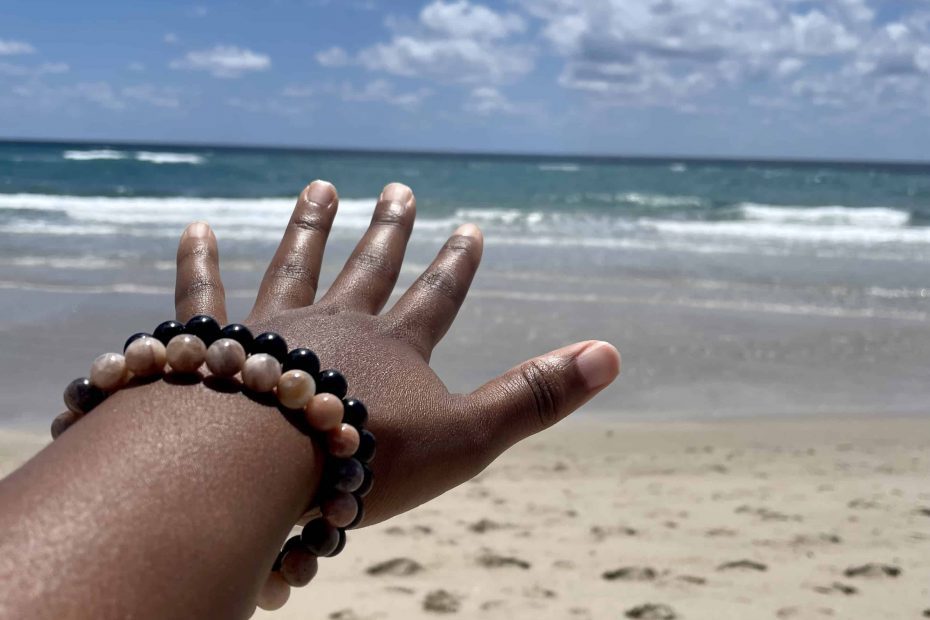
xmin=0 ymin=380 xmax=321 ymax=619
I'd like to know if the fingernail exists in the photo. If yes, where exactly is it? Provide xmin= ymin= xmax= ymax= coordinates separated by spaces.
xmin=305 ymin=180 xmax=337 ymax=207
xmin=380 ymin=182 xmax=414 ymax=208
xmin=575 ymin=341 xmax=621 ymax=391
xmin=184 ymin=221 xmax=211 ymax=238
xmin=454 ymin=223 xmax=481 ymax=239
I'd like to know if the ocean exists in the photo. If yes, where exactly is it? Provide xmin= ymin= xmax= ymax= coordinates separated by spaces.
xmin=1 ymin=141 xmax=929 ymax=428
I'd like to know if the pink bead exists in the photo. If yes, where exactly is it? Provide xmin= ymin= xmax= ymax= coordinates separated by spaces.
xmin=304 ymin=393 xmax=343 ymax=432
xmin=276 ymin=370 xmax=316 ymax=410
xmin=280 ymin=546 xmax=319 ymax=587
xmin=322 ymin=492 xmax=358 ymax=528
xmin=327 ymin=423 xmax=360 ymax=458
xmin=241 ymin=353 xmax=281 ymax=392
xmin=90 ymin=352 xmax=129 ymax=391
xmin=204 ymin=338 xmax=246 ymax=378
xmin=256 ymin=571 xmax=290 ymax=611
xmin=124 ymin=336 xmax=167 ymax=377
xmin=165 ymin=334 xmax=207 ymax=374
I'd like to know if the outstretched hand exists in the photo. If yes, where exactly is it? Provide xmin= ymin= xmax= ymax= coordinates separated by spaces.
xmin=174 ymin=180 xmax=620 ymax=525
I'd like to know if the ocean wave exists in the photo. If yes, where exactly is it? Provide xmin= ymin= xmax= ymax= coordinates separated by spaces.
xmin=538 ymin=163 xmax=581 ymax=172
xmin=617 ymin=192 xmax=705 ymax=208
xmin=740 ymin=203 xmax=910 ymax=227
xmin=643 ymin=219 xmax=930 ymax=245
xmin=134 ymin=151 xmax=205 ymax=165
xmin=669 ymin=163 xmax=687 ymax=173
xmin=63 ymin=149 xmax=127 ymax=161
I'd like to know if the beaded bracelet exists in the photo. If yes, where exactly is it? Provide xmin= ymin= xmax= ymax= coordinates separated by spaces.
xmin=51 ymin=315 xmax=376 ymax=611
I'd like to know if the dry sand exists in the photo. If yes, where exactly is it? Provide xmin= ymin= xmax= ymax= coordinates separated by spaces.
xmin=3 ymin=416 xmax=929 ymax=619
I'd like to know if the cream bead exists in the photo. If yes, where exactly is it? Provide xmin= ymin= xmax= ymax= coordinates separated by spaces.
xmin=205 ymin=338 xmax=247 ymax=378
xmin=241 ymin=353 xmax=282 ymax=392
xmin=124 ymin=336 xmax=167 ymax=377
xmin=89 ymin=352 xmax=129 ymax=391
xmin=327 ymin=423 xmax=360 ymax=458
xmin=304 ymin=393 xmax=344 ymax=431
xmin=276 ymin=370 xmax=316 ymax=410
xmin=165 ymin=334 xmax=207 ymax=374
xmin=256 ymin=571 xmax=290 ymax=611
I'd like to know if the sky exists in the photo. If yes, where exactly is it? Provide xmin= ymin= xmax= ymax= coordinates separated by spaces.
xmin=2 ymin=0 xmax=930 ymax=160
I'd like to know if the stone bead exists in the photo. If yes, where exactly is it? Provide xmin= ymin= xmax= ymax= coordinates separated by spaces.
xmin=220 ymin=323 xmax=254 ymax=353
xmin=304 ymin=393 xmax=344 ymax=432
xmin=322 ymin=492 xmax=358 ymax=528
xmin=355 ymin=429 xmax=377 ymax=464
xmin=328 ymin=528 xmax=347 ymax=557
xmin=205 ymin=338 xmax=246 ymax=378
xmin=301 ymin=519 xmax=340 ymax=557
xmin=124 ymin=336 xmax=167 ymax=377
xmin=316 ymin=369 xmax=347 ymax=398
xmin=284 ymin=348 xmax=320 ymax=377
xmin=241 ymin=353 xmax=282 ymax=392
xmin=51 ymin=410 xmax=82 ymax=439
xmin=346 ymin=495 xmax=365 ymax=530
xmin=355 ymin=464 xmax=374 ymax=498
xmin=252 ymin=332 xmax=288 ymax=363
xmin=123 ymin=332 xmax=150 ymax=353
xmin=342 ymin=398 xmax=368 ymax=428
xmin=63 ymin=377 xmax=106 ymax=414
xmin=90 ymin=352 xmax=129 ymax=391
xmin=273 ymin=535 xmax=305 ymax=572
xmin=166 ymin=334 xmax=207 ymax=374
xmin=184 ymin=315 xmax=222 ymax=346
xmin=330 ymin=458 xmax=364 ymax=494
xmin=256 ymin=572 xmax=290 ymax=611
xmin=152 ymin=320 xmax=185 ymax=345
xmin=276 ymin=370 xmax=316 ymax=410
xmin=280 ymin=544 xmax=319 ymax=587
xmin=327 ymin=423 xmax=360 ymax=458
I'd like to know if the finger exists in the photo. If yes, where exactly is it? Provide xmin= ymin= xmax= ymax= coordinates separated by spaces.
xmin=318 ymin=183 xmax=415 ymax=314
xmin=175 ymin=221 xmax=227 ymax=324
xmin=469 ymin=341 xmax=620 ymax=450
xmin=387 ymin=223 xmax=483 ymax=356
xmin=250 ymin=181 xmax=338 ymax=321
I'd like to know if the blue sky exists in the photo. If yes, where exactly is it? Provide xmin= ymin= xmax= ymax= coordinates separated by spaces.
xmin=2 ymin=0 xmax=930 ymax=159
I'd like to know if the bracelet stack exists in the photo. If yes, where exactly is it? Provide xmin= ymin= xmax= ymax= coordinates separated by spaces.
xmin=51 ymin=315 xmax=376 ymax=611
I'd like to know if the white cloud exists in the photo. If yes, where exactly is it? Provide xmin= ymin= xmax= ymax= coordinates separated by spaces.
xmin=0 ymin=61 xmax=68 ymax=76
xmin=357 ymin=0 xmax=533 ymax=83
xmin=122 ymin=84 xmax=181 ymax=108
xmin=0 ymin=39 xmax=35 ymax=56
xmin=316 ymin=46 xmax=349 ymax=67
xmin=463 ymin=86 xmax=516 ymax=115
xmin=164 ymin=32 xmax=179 ymax=45
xmin=171 ymin=45 xmax=271 ymax=78
xmin=338 ymin=79 xmax=432 ymax=110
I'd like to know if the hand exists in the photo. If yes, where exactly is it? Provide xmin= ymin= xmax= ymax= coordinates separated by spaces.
xmin=174 ymin=180 xmax=620 ymax=525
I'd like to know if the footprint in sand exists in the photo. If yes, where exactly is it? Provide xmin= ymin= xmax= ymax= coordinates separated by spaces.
xmin=365 ymin=558 xmax=424 ymax=577
xmin=602 ymin=566 xmax=657 ymax=582
xmin=468 ymin=518 xmax=512 ymax=533
xmin=624 ymin=603 xmax=677 ymax=619
xmin=676 ymin=575 xmax=707 ymax=585
xmin=476 ymin=549 xmax=531 ymax=569
xmin=423 ymin=589 xmax=461 ymax=614
xmin=717 ymin=559 xmax=767 ymax=572
xmin=843 ymin=563 xmax=901 ymax=578
xmin=812 ymin=582 xmax=857 ymax=596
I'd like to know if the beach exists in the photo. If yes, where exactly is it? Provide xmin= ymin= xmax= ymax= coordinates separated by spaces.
xmin=3 ymin=416 xmax=928 ymax=619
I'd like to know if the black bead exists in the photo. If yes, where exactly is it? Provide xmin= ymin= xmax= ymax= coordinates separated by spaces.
xmin=152 ymin=320 xmax=185 ymax=345
xmin=123 ymin=332 xmax=150 ymax=352
xmin=184 ymin=315 xmax=222 ymax=346
xmin=63 ymin=378 xmax=107 ymax=414
xmin=328 ymin=529 xmax=347 ymax=557
xmin=355 ymin=429 xmax=376 ymax=464
xmin=283 ymin=348 xmax=320 ymax=377
xmin=252 ymin=332 xmax=288 ymax=363
xmin=346 ymin=495 xmax=365 ymax=530
xmin=272 ymin=535 xmax=304 ymax=572
xmin=317 ymin=369 xmax=347 ymax=398
xmin=329 ymin=458 xmax=364 ymax=494
xmin=301 ymin=519 xmax=339 ymax=557
xmin=342 ymin=398 xmax=368 ymax=428
xmin=355 ymin=464 xmax=374 ymax=497
xmin=220 ymin=323 xmax=254 ymax=352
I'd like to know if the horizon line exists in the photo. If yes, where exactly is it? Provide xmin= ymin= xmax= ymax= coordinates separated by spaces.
xmin=3 ymin=136 xmax=930 ymax=169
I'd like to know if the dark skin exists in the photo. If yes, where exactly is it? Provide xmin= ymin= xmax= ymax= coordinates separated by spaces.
xmin=0 ymin=181 xmax=620 ymax=618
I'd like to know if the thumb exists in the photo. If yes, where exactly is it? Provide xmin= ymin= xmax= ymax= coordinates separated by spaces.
xmin=469 ymin=340 xmax=621 ymax=449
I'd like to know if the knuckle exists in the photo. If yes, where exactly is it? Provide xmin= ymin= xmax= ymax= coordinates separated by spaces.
xmin=181 ymin=277 xmax=223 ymax=301
xmin=519 ymin=359 xmax=566 ymax=430
xmin=271 ymin=258 xmax=319 ymax=291
xmin=291 ymin=210 xmax=331 ymax=235
xmin=350 ymin=249 xmax=399 ymax=281
xmin=178 ymin=240 xmax=214 ymax=265
xmin=415 ymin=268 xmax=461 ymax=304
xmin=371 ymin=206 xmax=410 ymax=228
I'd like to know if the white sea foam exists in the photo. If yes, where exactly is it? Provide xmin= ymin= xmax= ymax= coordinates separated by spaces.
xmin=643 ymin=219 xmax=930 ymax=245
xmin=62 ymin=149 xmax=127 ymax=161
xmin=134 ymin=151 xmax=205 ymax=165
xmin=617 ymin=192 xmax=705 ymax=208
xmin=669 ymin=163 xmax=687 ymax=173
xmin=740 ymin=203 xmax=910 ymax=227
xmin=538 ymin=163 xmax=581 ymax=172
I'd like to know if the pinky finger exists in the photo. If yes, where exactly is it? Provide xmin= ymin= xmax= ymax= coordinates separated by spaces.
xmin=175 ymin=221 xmax=227 ymax=324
